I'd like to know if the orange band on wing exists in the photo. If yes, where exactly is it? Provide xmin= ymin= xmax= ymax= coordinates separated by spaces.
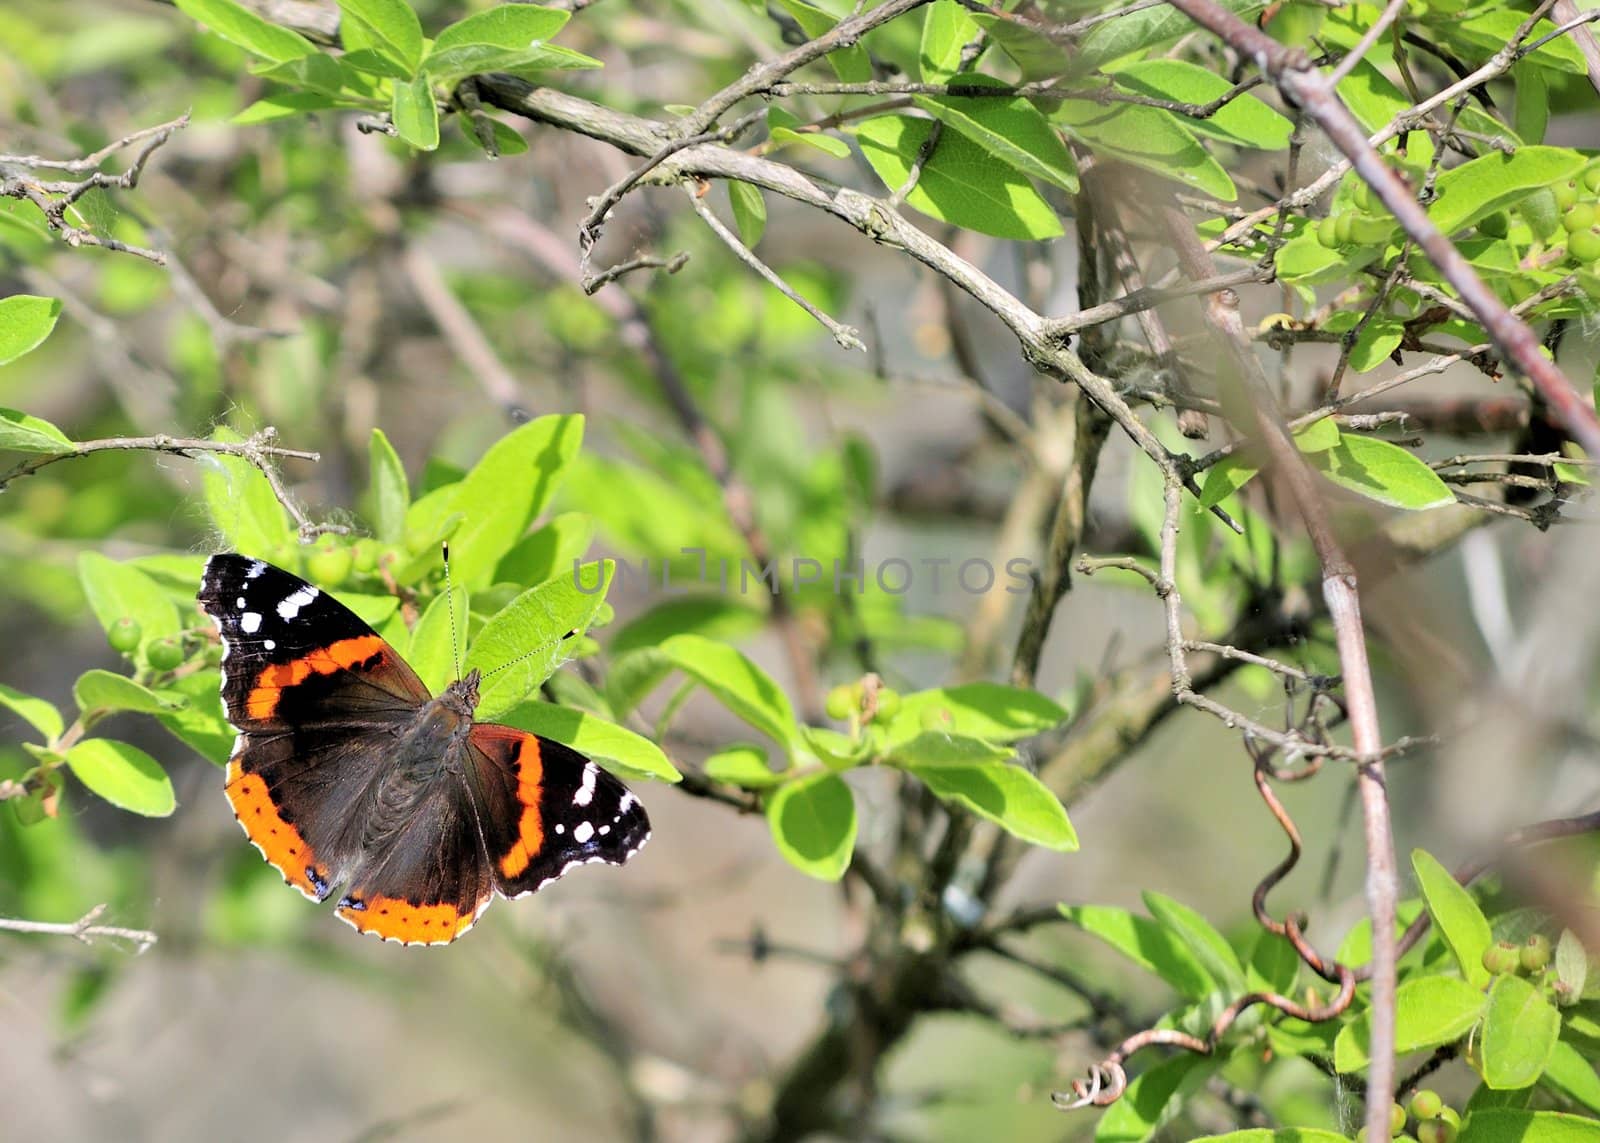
xmin=336 ymin=896 xmax=476 ymax=945
xmin=498 ymin=736 xmax=546 ymax=880
xmin=225 ymin=757 xmax=329 ymax=900
xmin=244 ymin=635 xmax=386 ymax=720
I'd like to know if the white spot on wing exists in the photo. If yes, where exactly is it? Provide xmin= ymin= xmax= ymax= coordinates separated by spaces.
xmin=276 ymin=585 xmax=319 ymax=620
xmin=555 ymin=823 xmax=565 ymax=835
xmin=618 ymin=792 xmax=637 ymax=812
xmin=240 ymin=612 xmax=262 ymax=634
xmin=574 ymin=762 xmax=597 ymax=806
xmin=574 ymin=821 xmax=595 ymax=844
xmin=263 ymin=640 xmax=276 ymax=651
xmin=236 ymin=596 xmax=246 ymax=608
xmin=246 ymin=561 xmax=267 ymax=579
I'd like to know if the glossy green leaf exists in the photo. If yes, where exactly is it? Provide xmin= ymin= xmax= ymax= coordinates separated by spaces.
xmin=1075 ymin=0 xmax=1264 ymax=72
xmin=605 ymin=646 xmax=674 ymax=719
xmin=464 ymin=560 xmax=613 ymax=719
xmin=1055 ymin=101 xmax=1234 ymax=201
xmin=1199 ymin=452 xmax=1260 ymax=509
xmin=495 ymin=512 xmax=593 ymax=588
xmin=1481 ymin=972 xmax=1560 ymax=1089
xmin=0 ymin=407 xmax=72 ymax=454
xmin=199 ymin=427 xmax=294 ymax=555
xmin=1057 ymin=904 xmax=1214 ymax=999
xmin=174 ymin=0 xmax=317 ymax=61
xmin=1456 ymin=1110 xmax=1600 ymax=1143
xmin=883 ymin=683 xmax=1069 ymax=746
xmin=0 ymin=683 xmax=63 ymax=742
xmin=154 ymin=671 xmax=234 ymax=766
xmin=902 ymin=755 xmax=1077 ymax=851
xmin=337 ymin=0 xmax=422 ymax=75
xmin=66 ymin=738 xmax=176 ymax=817
xmin=913 ymin=77 xmax=1077 ymax=192
xmin=767 ymin=108 xmax=852 ymax=159
xmin=1247 ymin=931 xmax=1301 ymax=996
xmin=1447 ymin=10 xmax=1588 ymax=76
xmin=1334 ymin=975 xmax=1486 ymax=1071
xmin=1349 ymin=316 xmax=1404 ymax=374
xmin=772 ymin=0 xmax=871 ymax=82
xmin=78 ymin=552 xmax=180 ymax=649
xmin=74 ymin=670 xmax=182 ymax=716
xmin=367 ymin=427 xmax=409 ymax=543
xmin=497 ymin=700 xmax=681 ymax=783
xmin=658 ymin=634 xmax=801 ymax=754
xmin=728 ymin=181 xmax=767 ymax=247
xmin=1334 ymin=59 xmax=1433 ymax=167
xmin=968 ymin=13 xmax=1069 ymax=80
xmin=1413 ymin=847 xmax=1493 ymax=988
xmin=704 ymin=744 xmax=783 ymax=788
xmin=766 ymin=771 xmax=856 ymax=881
xmin=406 ymin=586 xmax=467 ymax=695
xmin=445 ymin=414 xmax=584 ymax=588
xmin=609 ymin=595 xmax=764 ymax=656
xmin=1109 ymin=59 xmax=1291 ymax=151
xmin=1310 ymin=435 xmax=1455 ymax=510
xmin=0 ymin=294 xmax=62 ymax=365
xmin=1557 ymin=928 xmax=1588 ymax=1005
xmin=1429 ymin=146 xmax=1586 ymax=237
xmin=432 ymin=4 xmax=571 ymax=52
xmin=920 ymin=0 xmax=977 ymax=83
xmin=232 ymin=90 xmax=354 ymax=124
xmin=391 ymin=74 xmax=439 ymax=150
xmin=1543 ymin=1040 xmax=1600 ymax=1114
xmin=887 ymin=731 xmax=1014 ymax=767
xmin=1144 ymin=891 xmax=1245 ymax=994
xmin=854 ymin=115 xmax=1064 ymax=241
xmin=1096 ymin=1053 xmax=1211 ymax=1143
xmin=422 ymin=42 xmax=601 ymax=84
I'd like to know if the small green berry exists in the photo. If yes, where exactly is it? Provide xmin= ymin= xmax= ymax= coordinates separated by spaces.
xmin=1563 ymin=203 xmax=1598 ymax=233
xmin=107 ymin=616 xmax=142 ymax=655
xmin=1391 ymin=1102 xmax=1409 ymax=1136
xmin=1483 ymin=940 xmax=1520 ymax=975
xmin=146 ymin=637 xmax=184 ymax=671
xmin=824 ymin=685 xmax=855 ymax=721
xmin=351 ymin=539 xmax=379 ymax=573
xmin=1417 ymin=1119 xmax=1457 ymax=1143
xmin=1317 ymin=215 xmax=1343 ymax=248
xmin=1584 ymin=167 xmax=1600 ymax=195
xmin=1522 ymin=933 xmax=1552 ymax=973
xmin=1569 ymin=227 xmax=1600 ymax=263
xmin=874 ymin=688 xmax=901 ymax=722
xmin=1409 ymin=1090 xmax=1444 ymax=1121
xmin=1336 ymin=213 xmax=1356 ymax=245
xmin=305 ymin=540 xmax=353 ymax=588
xmin=1438 ymin=1108 xmax=1460 ymax=1130
xmin=1555 ymin=178 xmax=1581 ymax=211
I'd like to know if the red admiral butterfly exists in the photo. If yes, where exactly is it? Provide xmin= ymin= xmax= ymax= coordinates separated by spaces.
xmin=199 ymin=554 xmax=649 ymax=946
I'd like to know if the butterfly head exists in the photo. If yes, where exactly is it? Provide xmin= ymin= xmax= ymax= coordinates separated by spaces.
xmin=443 ymin=668 xmax=482 ymax=716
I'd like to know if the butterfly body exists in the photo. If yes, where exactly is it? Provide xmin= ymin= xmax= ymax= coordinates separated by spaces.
xmin=198 ymin=554 xmax=648 ymax=946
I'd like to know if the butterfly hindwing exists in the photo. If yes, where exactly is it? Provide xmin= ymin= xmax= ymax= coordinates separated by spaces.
xmin=465 ymin=725 xmax=651 ymax=898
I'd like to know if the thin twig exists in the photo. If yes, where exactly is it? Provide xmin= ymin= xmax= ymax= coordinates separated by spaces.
xmin=0 ymin=904 xmax=156 ymax=952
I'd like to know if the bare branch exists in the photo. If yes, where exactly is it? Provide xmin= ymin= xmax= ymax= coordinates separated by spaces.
xmin=0 ymin=904 xmax=156 ymax=952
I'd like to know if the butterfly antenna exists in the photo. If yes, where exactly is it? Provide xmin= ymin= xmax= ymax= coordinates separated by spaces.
xmin=443 ymin=541 xmax=462 ymax=682
xmin=479 ymin=627 xmax=581 ymax=681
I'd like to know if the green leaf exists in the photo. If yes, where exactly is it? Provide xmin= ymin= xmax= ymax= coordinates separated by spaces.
xmin=901 ymin=756 xmax=1077 ymax=851
xmin=445 ymin=414 xmax=584 ymax=588
xmin=1413 ymin=847 xmax=1493 ymax=988
xmin=1514 ymin=62 xmax=1549 ymax=146
xmin=767 ymin=106 xmax=852 ymax=159
xmin=432 ymin=4 xmax=571 ymax=52
xmin=883 ymin=682 xmax=1069 ymax=746
xmin=766 ymin=771 xmax=856 ymax=881
xmin=464 ymin=560 xmax=613 ymax=719
xmin=606 ymin=646 xmax=673 ymax=719
xmin=0 ymin=294 xmax=62 ymax=365
xmin=1247 ymin=930 xmax=1301 ymax=996
xmin=200 ymin=428 xmax=294 ymax=554
xmin=1055 ymin=101 xmax=1235 ymax=202
xmin=920 ymin=0 xmax=977 ymax=83
xmin=391 ymin=74 xmax=439 ymax=150
xmin=887 ymin=731 xmax=1014 ymax=767
xmin=658 ymin=634 xmax=802 ymax=755
xmin=1447 ymin=10 xmax=1588 ymax=76
xmin=609 ymin=595 xmax=764 ymax=656
xmin=406 ymin=586 xmax=466 ymax=695
xmin=913 ymin=77 xmax=1078 ymax=192
xmin=337 ymin=0 xmax=422 ymax=75
xmin=853 ymin=115 xmax=1064 ymax=241
xmin=968 ymin=13 xmax=1069 ymax=80
xmin=232 ymin=90 xmax=354 ymax=124
xmin=1481 ymin=972 xmax=1560 ymax=1089
xmin=1058 ymin=903 xmax=1214 ymax=999
xmin=1334 ymin=59 xmax=1433 ymax=167
xmin=1108 ymin=59 xmax=1291 ymax=151
xmin=772 ymin=0 xmax=871 ymax=82
xmin=367 ymin=427 xmax=409 ymax=543
xmin=703 ymin=744 xmax=783 ymax=788
xmin=1334 ymin=975 xmax=1486 ymax=1071
xmin=495 ymin=512 xmax=594 ymax=587
xmin=173 ymin=0 xmax=317 ymax=61
xmin=1429 ymin=146 xmax=1586 ymax=237
xmin=1096 ymin=1053 xmax=1211 ymax=1143
xmin=249 ymin=51 xmax=354 ymax=94
xmin=0 ymin=683 xmax=63 ymax=742
xmin=1456 ymin=1110 xmax=1600 ymax=1143
xmin=78 ymin=553 xmax=180 ymax=650
xmin=66 ymin=738 xmax=176 ymax=817
xmin=1543 ymin=1040 xmax=1600 ymax=1114
xmin=1144 ymin=891 xmax=1245 ymax=994
xmin=728 ymin=181 xmax=767 ymax=247
xmin=1200 ymin=452 xmax=1259 ymax=508
xmin=421 ymin=42 xmax=601 ymax=85
xmin=0 ymin=408 xmax=72 ymax=455
xmin=154 ymin=671 xmax=234 ymax=766
xmin=496 ymin=701 xmax=681 ymax=783
xmin=1310 ymin=435 xmax=1455 ymax=510
xmin=1349 ymin=316 xmax=1405 ymax=374
xmin=1557 ymin=928 xmax=1588 ymax=1005
xmin=1074 ymin=0 xmax=1265 ymax=72
xmin=1190 ymin=1132 xmax=1349 ymax=1143
xmin=74 ymin=670 xmax=182 ymax=716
